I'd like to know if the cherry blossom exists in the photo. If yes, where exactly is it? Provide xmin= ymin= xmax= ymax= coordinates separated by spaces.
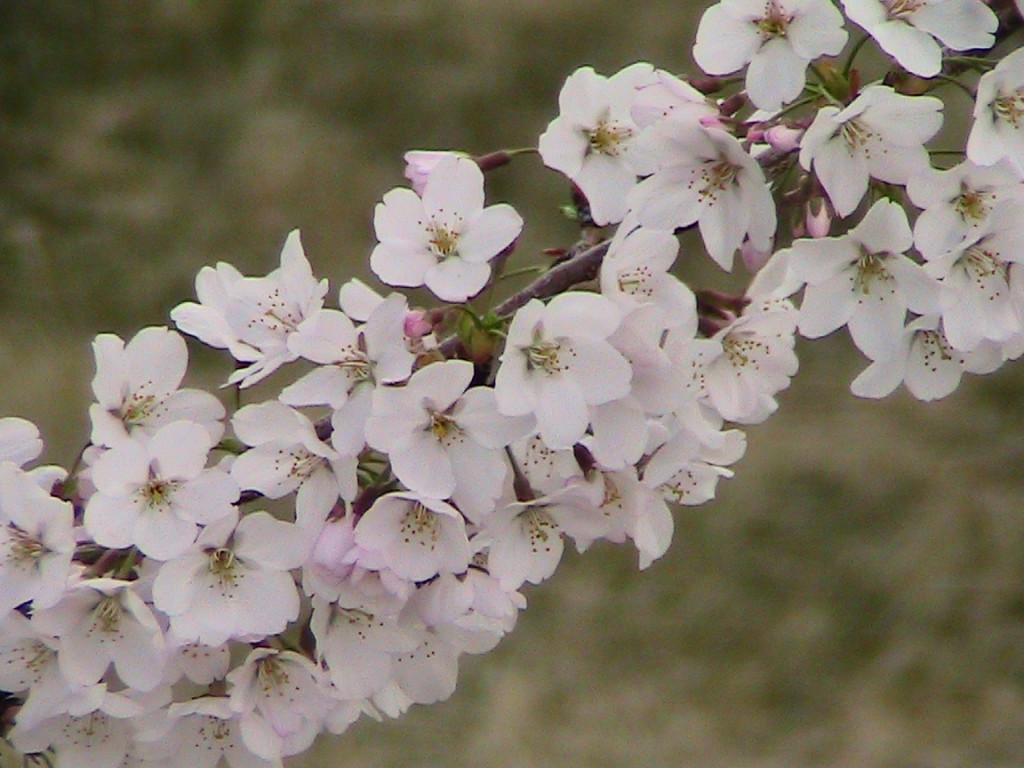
xmin=230 ymin=401 xmax=355 ymax=527
xmin=352 ymin=492 xmax=472 ymax=582
xmin=495 ymin=292 xmax=632 ymax=449
xmin=89 ymin=327 xmax=225 ymax=448
xmin=32 ymin=578 xmax=166 ymax=692
xmin=151 ymin=511 xmax=308 ymax=646
xmin=538 ymin=63 xmax=654 ymax=224
xmin=365 ymin=359 xmax=531 ymax=517
xmin=841 ymin=0 xmax=996 ymax=78
xmin=922 ymin=204 xmax=1024 ymax=352
xmin=0 ymin=417 xmax=43 ymax=467
xmin=693 ymin=0 xmax=847 ymax=111
xmin=907 ymin=160 xmax=1024 ymax=259
xmin=967 ymin=47 xmax=1024 ymax=172
xmin=171 ymin=229 xmax=329 ymax=388
xmin=226 ymin=647 xmax=329 ymax=761
xmin=370 ymin=155 xmax=523 ymax=302
xmin=850 ymin=315 xmax=967 ymax=400
xmin=629 ymin=123 xmax=776 ymax=269
xmin=782 ymin=199 xmax=939 ymax=358
xmin=84 ymin=421 xmax=239 ymax=560
xmin=0 ymin=462 xmax=75 ymax=616
xmin=799 ymin=86 xmax=943 ymax=217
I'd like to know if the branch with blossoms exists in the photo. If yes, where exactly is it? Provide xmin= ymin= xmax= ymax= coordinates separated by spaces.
xmin=3 ymin=2 xmax=1024 ymax=767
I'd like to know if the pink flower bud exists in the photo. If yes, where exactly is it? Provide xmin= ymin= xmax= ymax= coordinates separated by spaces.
xmin=403 ymin=150 xmax=462 ymax=195
xmin=746 ymin=126 xmax=766 ymax=143
xmin=764 ymin=125 xmax=804 ymax=153
xmin=740 ymin=238 xmax=772 ymax=271
xmin=311 ymin=517 xmax=357 ymax=578
xmin=805 ymin=199 xmax=832 ymax=238
xmin=699 ymin=115 xmax=725 ymax=129
xmin=403 ymin=309 xmax=433 ymax=339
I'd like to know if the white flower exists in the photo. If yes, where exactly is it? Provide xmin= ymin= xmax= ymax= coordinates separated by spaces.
xmin=365 ymin=359 xmax=531 ymax=519
xmin=784 ymin=199 xmax=939 ymax=358
xmin=0 ymin=462 xmax=74 ymax=615
xmin=151 ymin=511 xmax=308 ymax=646
xmin=171 ymin=229 xmax=329 ymax=388
xmin=907 ymin=160 xmax=1024 ymax=259
xmin=841 ymin=0 xmax=997 ymax=78
xmin=227 ymin=648 xmax=329 ymax=761
xmin=495 ymin=293 xmax=632 ymax=449
xmin=477 ymin=482 xmax=605 ymax=591
xmin=162 ymin=632 xmax=230 ymax=685
xmin=0 ymin=613 xmax=78 ymax=730
xmin=630 ymin=69 xmax=718 ymax=131
xmin=0 ymin=417 xmax=43 ymax=467
xmin=88 ymin=326 xmax=225 ymax=448
xmin=32 ymin=578 xmax=166 ymax=692
xmin=671 ymin=298 xmax=799 ymax=424
xmin=538 ymin=63 xmax=654 ymax=224
xmin=230 ymin=402 xmax=355 ymax=527
xmin=309 ymin=595 xmax=419 ymax=701
xmin=370 ymin=155 xmax=523 ymax=302
xmin=390 ymin=629 xmax=460 ymax=705
xmin=10 ymin=688 xmax=152 ymax=768
xmin=799 ymin=86 xmax=943 ymax=217
xmin=643 ymin=404 xmax=747 ymax=509
xmin=136 ymin=697 xmax=279 ymax=768
xmin=281 ymin=295 xmax=415 ymax=457
xmin=599 ymin=220 xmax=696 ymax=327
xmin=693 ymin=0 xmax=847 ymax=111
xmin=353 ymin=492 xmax=471 ymax=582
xmin=851 ymin=315 xmax=966 ymax=400
xmin=922 ymin=205 xmax=1024 ymax=351
xmin=84 ymin=421 xmax=238 ymax=560
xmin=967 ymin=47 xmax=1024 ymax=173
xmin=628 ymin=124 xmax=776 ymax=269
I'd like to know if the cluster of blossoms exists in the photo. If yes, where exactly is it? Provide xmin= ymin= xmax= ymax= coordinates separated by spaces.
xmin=4 ymin=1 xmax=1024 ymax=766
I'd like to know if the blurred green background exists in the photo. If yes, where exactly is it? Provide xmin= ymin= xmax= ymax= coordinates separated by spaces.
xmin=2 ymin=2 xmax=1024 ymax=766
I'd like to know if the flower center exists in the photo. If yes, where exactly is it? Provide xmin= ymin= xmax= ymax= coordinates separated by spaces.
xmin=429 ymin=410 xmax=459 ymax=441
xmin=400 ymin=503 xmax=439 ymax=547
xmin=284 ymin=448 xmax=324 ymax=480
xmin=587 ymin=120 xmax=633 ymax=156
xmin=209 ymin=547 xmax=238 ymax=584
xmin=95 ymin=596 xmax=122 ymax=633
xmin=954 ymin=186 xmax=990 ymax=223
xmin=854 ymin=251 xmax=893 ymax=294
xmin=917 ymin=329 xmax=956 ymax=364
xmin=256 ymin=287 xmax=301 ymax=334
xmin=699 ymin=160 xmax=740 ymax=202
xmin=961 ymin=246 xmax=1003 ymax=282
xmin=993 ymin=89 xmax=1024 ymax=129
xmin=616 ymin=266 xmax=654 ymax=297
xmin=339 ymin=351 xmax=374 ymax=382
xmin=256 ymin=655 xmax=289 ymax=691
xmin=882 ymin=0 xmax=923 ymax=19
xmin=755 ymin=2 xmax=791 ymax=38
xmin=6 ymin=524 xmax=44 ymax=564
xmin=120 ymin=393 xmax=157 ymax=426
xmin=140 ymin=477 xmax=177 ymax=512
xmin=840 ymin=119 xmax=871 ymax=150
xmin=525 ymin=337 xmax=565 ymax=374
xmin=722 ymin=333 xmax=765 ymax=369
xmin=523 ymin=508 xmax=558 ymax=552
xmin=429 ymin=225 xmax=460 ymax=257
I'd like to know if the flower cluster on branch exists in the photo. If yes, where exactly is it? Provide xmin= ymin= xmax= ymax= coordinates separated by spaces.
xmin=3 ymin=2 xmax=1024 ymax=766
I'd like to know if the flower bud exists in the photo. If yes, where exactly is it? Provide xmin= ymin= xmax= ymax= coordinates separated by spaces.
xmin=805 ymin=199 xmax=832 ymax=238
xmin=740 ymin=238 xmax=771 ymax=271
xmin=403 ymin=310 xmax=434 ymax=339
xmin=403 ymin=150 xmax=464 ymax=194
xmin=699 ymin=114 xmax=725 ymax=130
xmin=764 ymin=125 xmax=804 ymax=153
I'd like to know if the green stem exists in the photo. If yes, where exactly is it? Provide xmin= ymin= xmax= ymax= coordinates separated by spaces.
xmin=843 ymin=34 xmax=871 ymax=78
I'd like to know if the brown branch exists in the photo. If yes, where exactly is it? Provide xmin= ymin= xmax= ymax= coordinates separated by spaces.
xmin=437 ymin=239 xmax=611 ymax=359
